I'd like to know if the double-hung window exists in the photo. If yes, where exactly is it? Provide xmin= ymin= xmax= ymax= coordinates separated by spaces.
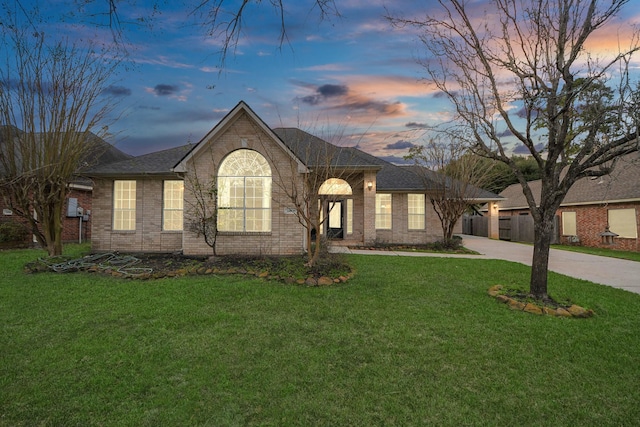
xmin=408 ymin=194 xmax=425 ymax=230
xmin=163 ymin=180 xmax=184 ymax=231
xmin=113 ymin=180 xmax=136 ymax=231
xmin=375 ymin=193 xmax=392 ymax=229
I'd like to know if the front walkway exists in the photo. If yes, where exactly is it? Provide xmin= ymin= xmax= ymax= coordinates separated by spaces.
xmin=331 ymin=235 xmax=640 ymax=295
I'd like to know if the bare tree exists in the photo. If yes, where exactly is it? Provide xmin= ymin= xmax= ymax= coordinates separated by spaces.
xmin=55 ymin=0 xmax=339 ymax=64
xmin=184 ymin=148 xmax=221 ymax=256
xmin=390 ymin=0 xmax=640 ymax=299
xmin=192 ymin=0 xmax=340 ymax=63
xmin=263 ymin=127 xmax=362 ymax=267
xmin=0 ymin=12 xmax=120 ymax=256
xmin=406 ymin=137 xmax=498 ymax=243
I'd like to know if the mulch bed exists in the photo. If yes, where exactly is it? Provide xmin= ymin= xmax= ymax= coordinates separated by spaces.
xmin=24 ymin=252 xmax=353 ymax=286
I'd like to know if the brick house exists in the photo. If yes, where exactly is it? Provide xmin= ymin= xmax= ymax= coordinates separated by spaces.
xmin=1 ymin=128 xmax=130 ymax=245
xmin=86 ymin=101 xmax=500 ymax=256
xmin=496 ymin=153 xmax=640 ymax=251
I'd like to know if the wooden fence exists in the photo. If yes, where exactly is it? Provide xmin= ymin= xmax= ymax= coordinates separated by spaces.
xmin=462 ymin=214 xmax=560 ymax=244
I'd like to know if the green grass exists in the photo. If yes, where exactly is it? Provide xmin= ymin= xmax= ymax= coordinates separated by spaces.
xmin=2 ymin=246 xmax=640 ymax=426
xmin=551 ymin=244 xmax=640 ymax=262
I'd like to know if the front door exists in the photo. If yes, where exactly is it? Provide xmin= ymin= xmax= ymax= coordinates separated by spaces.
xmin=327 ymin=201 xmax=344 ymax=239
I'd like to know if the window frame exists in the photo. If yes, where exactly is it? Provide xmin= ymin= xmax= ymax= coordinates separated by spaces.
xmin=375 ymin=193 xmax=392 ymax=230
xmin=217 ymin=149 xmax=272 ymax=233
xmin=113 ymin=180 xmax=136 ymax=231
xmin=408 ymin=194 xmax=426 ymax=230
xmin=608 ymin=208 xmax=638 ymax=239
xmin=561 ymin=211 xmax=577 ymax=236
xmin=163 ymin=180 xmax=184 ymax=231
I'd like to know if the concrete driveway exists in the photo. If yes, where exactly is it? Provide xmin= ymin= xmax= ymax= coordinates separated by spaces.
xmin=460 ymin=235 xmax=640 ymax=294
xmin=337 ymin=235 xmax=640 ymax=295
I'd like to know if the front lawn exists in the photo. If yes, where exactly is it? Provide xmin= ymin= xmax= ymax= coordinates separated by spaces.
xmin=1 ymin=247 xmax=639 ymax=426
xmin=551 ymin=244 xmax=640 ymax=262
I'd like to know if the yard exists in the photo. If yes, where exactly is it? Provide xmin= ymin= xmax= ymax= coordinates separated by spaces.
xmin=1 ymin=246 xmax=639 ymax=426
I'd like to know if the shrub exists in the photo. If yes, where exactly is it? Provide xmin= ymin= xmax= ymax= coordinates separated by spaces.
xmin=430 ymin=235 xmax=463 ymax=251
xmin=0 ymin=221 xmax=29 ymax=243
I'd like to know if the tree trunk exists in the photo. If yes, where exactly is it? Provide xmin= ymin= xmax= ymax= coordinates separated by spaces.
xmin=529 ymin=213 xmax=555 ymax=299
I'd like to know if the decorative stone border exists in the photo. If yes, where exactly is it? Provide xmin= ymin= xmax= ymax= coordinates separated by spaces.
xmin=488 ymin=285 xmax=594 ymax=318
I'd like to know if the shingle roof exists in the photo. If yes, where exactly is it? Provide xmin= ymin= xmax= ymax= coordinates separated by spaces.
xmin=272 ymin=128 xmax=381 ymax=170
xmin=82 ymin=120 xmax=500 ymax=201
xmin=1 ymin=127 xmax=131 ymax=184
xmin=85 ymin=144 xmax=193 ymax=177
xmin=497 ymin=153 xmax=640 ymax=209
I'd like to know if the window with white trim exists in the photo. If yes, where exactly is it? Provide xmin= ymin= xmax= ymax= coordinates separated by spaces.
xmin=376 ymin=193 xmax=392 ymax=229
xmin=408 ymin=194 xmax=425 ymax=230
xmin=218 ymin=149 xmax=271 ymax=232
xmin=562 ymin=211 xmax=577 ymax=236
xmin=609 ymin=208 xmax=637 ymax=238
xmin=163 ymin=180 xmax=184 ymax=231
xmin=113 ymin=180 xmax=136 ymax=231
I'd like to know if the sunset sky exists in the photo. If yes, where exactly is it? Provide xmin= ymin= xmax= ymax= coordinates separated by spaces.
xmin=11 ymin=0 xmax=640 ymax=161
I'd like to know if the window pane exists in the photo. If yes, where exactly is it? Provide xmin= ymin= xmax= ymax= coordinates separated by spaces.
xmin=346 ymin=199 xmax=353 ymax=234
xmin=319 ymin=178 xmax=352 ymax=195
xmin=562 ymin=211 xmax=577 ymax=236
xmin=408 ymin=194 xmax=425 ymax=230
xmin=163 ymin=180 xmax=184 ymax=231
xmin=113 ymin=180 xmax=136 ymax=230
xmin=376 ymin=194 xmax=392 ymax=230
xmin=217 ymin=150 xmax=272 ymax=232
xmin=609 ymin=208 xmax=637 ymax=238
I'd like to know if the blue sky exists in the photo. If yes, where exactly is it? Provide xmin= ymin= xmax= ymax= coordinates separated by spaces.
xmin=10 ymin=0 xmax=640 ymax=161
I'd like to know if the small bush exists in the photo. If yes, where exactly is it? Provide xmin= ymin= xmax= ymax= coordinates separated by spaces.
xmin=0 ymin=221 xmax=29 ymax=243
xmin=430 ymin=235 xmax=463 ymax=251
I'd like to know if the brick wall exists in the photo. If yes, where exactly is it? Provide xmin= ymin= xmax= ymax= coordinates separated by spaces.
xmin=91 ymin=178 xmax=184 ymax=253
xmin=62 ymin=187 xmax=92 ymax=243
xmin=499 ymin=202 xmax=640 ymax=252
xmin=1 ymin=186 xmax=93 ymax=246
xmin=181 ymin=112 xmax=306 ymax=256
xmin=373 ymin=193 xmax=455 ymax=245
xmin=557 ymin=202 xmax=639 ymax=252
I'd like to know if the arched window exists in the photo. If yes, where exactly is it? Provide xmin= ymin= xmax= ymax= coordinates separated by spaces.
xmin=319 ymin=178 xmax=352 ymax=195
xmin=218 ymin=149 xmax=271 ymax=232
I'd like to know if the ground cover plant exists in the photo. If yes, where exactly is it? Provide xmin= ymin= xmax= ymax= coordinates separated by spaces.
xmin=2 ymin=246 xmax=639 ymax=426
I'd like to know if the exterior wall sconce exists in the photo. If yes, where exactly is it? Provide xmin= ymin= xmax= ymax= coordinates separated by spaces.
xmin=492 ymin=203 xmax=498 ymax=211
xmin=600 ymin=225 xmax=618 ymax=245
xmin=367 ymin=181 xmax=373 ymax=191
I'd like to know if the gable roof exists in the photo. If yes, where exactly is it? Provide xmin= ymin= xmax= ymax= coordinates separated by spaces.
xmin=84 ymin=144 xmax=193 ymax=177
xmin=272 ymin=128 xmax=380 ymax=171
xmin=497 ymin=152 xmax=640 ymax=209
xmin=173 ymin=101 xmax=306 ymax=173
xmin=81 ymin=101 xmax=500 ymax=200
xmin=1 ymin=127 xmax=130 ymax=185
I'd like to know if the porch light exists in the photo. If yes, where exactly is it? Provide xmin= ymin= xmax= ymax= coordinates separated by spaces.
xmin=367 ymin=181 xmax=373 ymax=191
xmin=600 ymin=225 xmax=618 ymax=245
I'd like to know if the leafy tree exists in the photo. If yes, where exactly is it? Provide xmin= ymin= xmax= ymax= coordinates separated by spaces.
xmin=478 ymin=156 xmax=542 ymax=194
xmin=390 ymin=0 xmax=640 ymax=299
xmin=0 ymin=7 xmax=120 ymax=256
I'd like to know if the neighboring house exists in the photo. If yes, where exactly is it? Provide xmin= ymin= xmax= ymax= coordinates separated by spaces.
xmin=0 ymin=127 xmax=130 ymax=245
xmin=86 ymin=101 xmax=501 ymax=256
xmin=496 ymin=153 xmax=640 ymax=251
